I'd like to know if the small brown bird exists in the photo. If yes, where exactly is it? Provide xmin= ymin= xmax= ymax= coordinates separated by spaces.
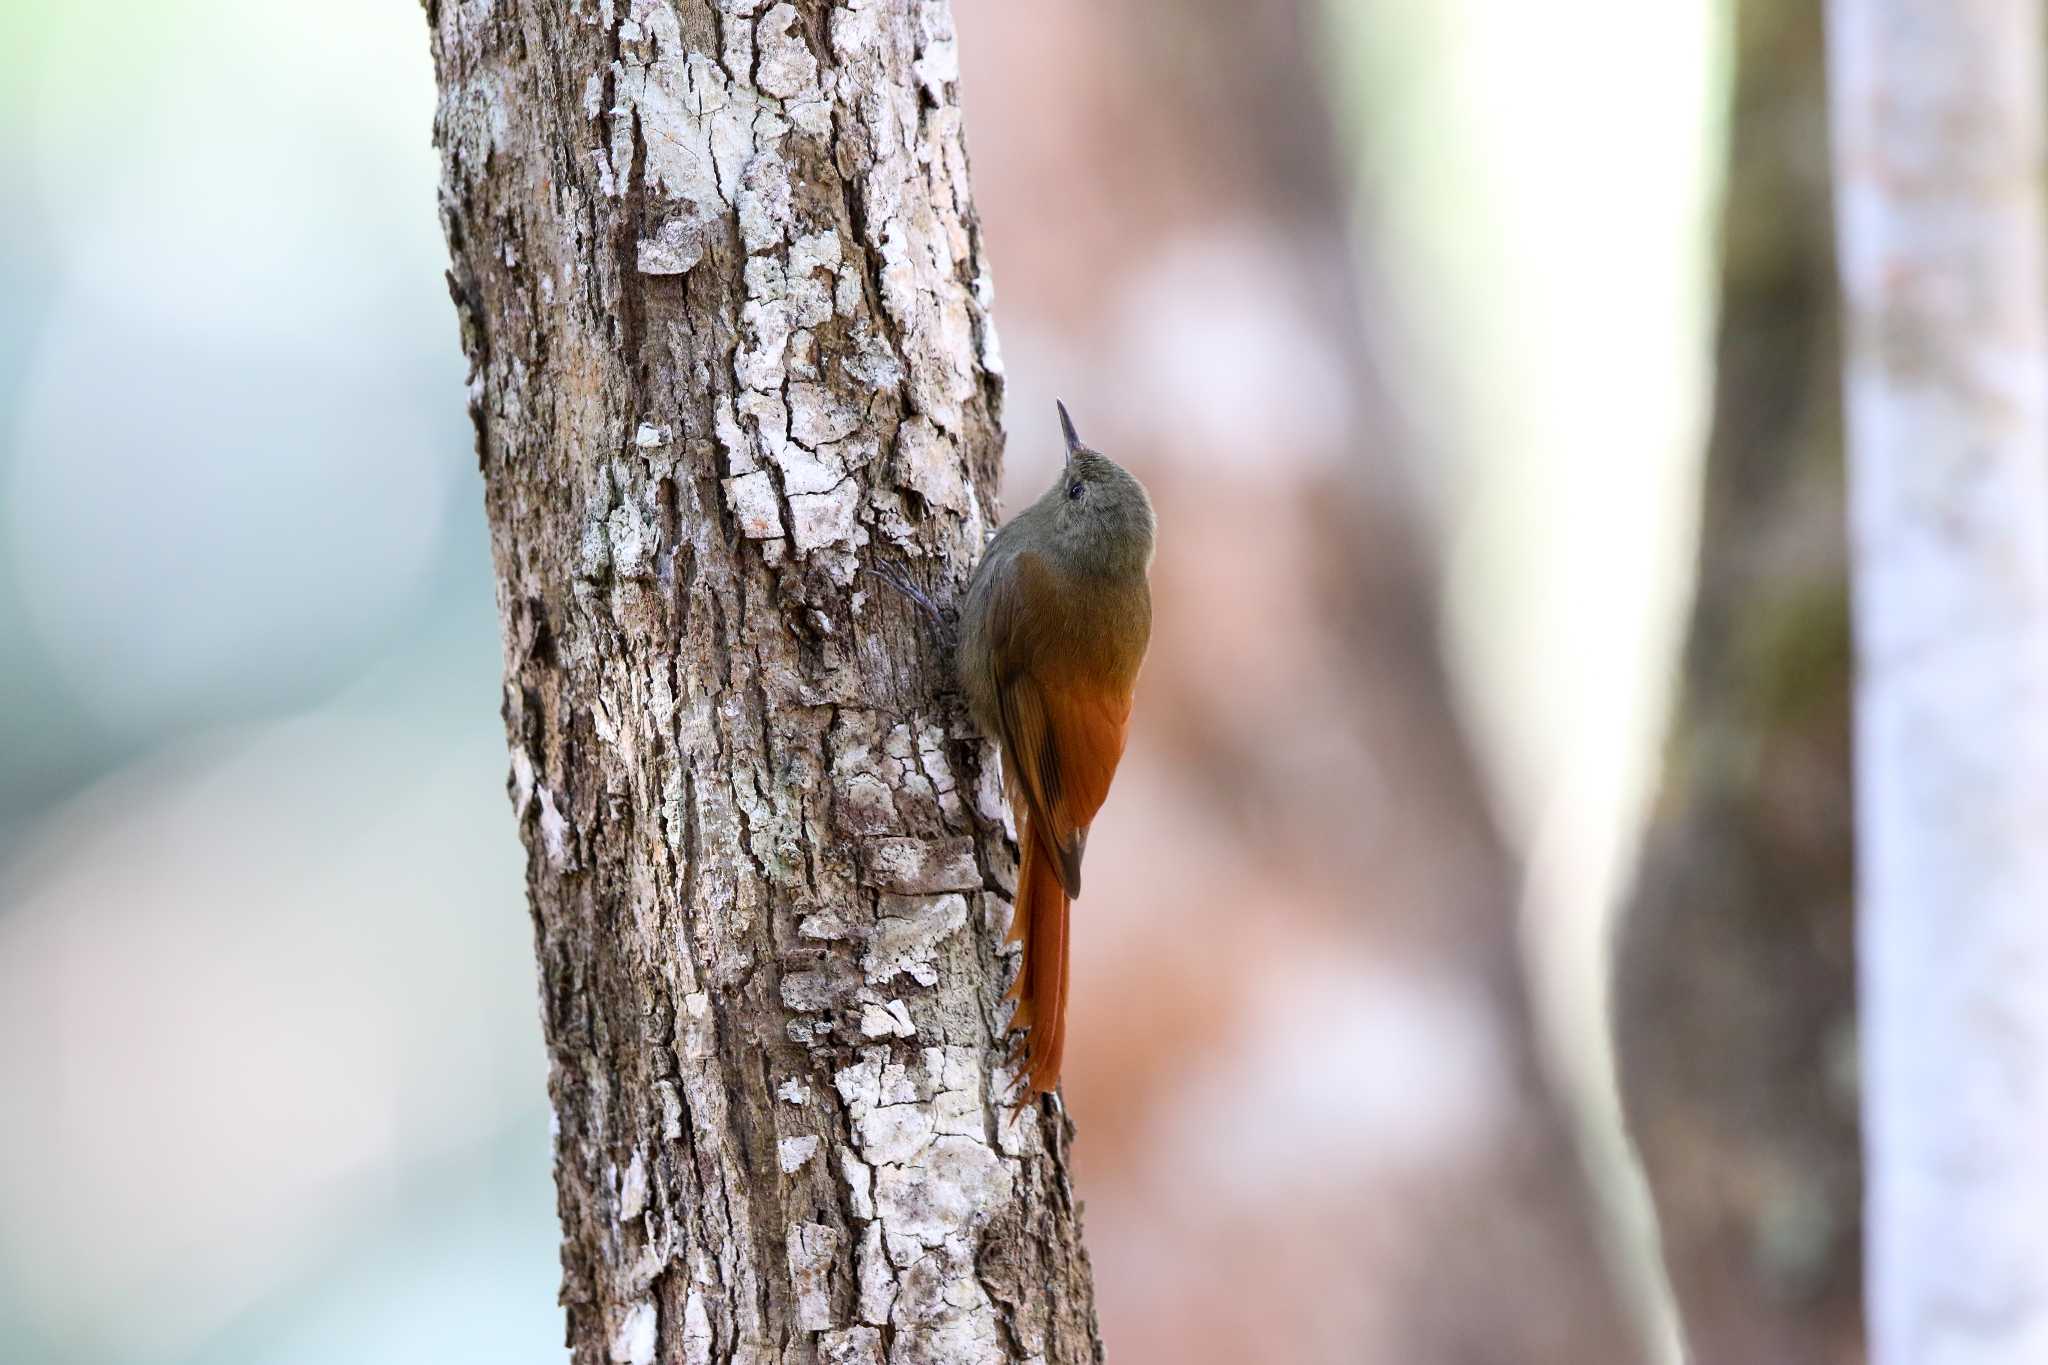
xmin=959 ymin=401 xmax=1155 ymax=1104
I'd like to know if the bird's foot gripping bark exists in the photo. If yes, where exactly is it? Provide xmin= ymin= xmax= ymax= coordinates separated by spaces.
xmin=999 ymin=1033 xmax=1054 ymax=1118
xmin=863 ymin=561 xmax=952 ymax=636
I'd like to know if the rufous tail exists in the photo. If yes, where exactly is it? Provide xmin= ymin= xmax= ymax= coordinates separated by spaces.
xmin=1004 ymin=812 xmax=1070 ymax=1104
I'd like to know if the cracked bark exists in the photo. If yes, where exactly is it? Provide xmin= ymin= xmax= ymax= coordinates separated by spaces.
xmin=426 ymin=2 xmax=1098 ymax=1362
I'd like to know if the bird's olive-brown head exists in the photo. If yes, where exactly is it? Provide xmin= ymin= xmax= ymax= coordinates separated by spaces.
xmin=1036 ymin=399 xmax=1155 ymax=580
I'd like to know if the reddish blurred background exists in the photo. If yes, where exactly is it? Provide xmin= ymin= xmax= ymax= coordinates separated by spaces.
xmin=957 ymin=4 xmax=1634 ymax=1360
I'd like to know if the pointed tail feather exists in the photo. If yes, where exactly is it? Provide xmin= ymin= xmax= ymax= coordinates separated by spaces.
xmin=1007 ymin=812 xmax=1071 ymax=1103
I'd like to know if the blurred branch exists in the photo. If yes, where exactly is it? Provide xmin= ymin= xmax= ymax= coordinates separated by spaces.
xmin=426 ymin=4 xmax=1099 ymax=1362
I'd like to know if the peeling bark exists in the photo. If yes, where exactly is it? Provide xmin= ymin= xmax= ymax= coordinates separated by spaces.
xmin=425 ymin=3 xmax=1099 ymax=1362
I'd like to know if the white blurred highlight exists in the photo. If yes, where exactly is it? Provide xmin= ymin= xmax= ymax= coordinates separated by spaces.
xmin=6 ymin=0 xmax=462 ymax=735
xmin=0 ymin=708 xmax=535 ymax=1358
xmin=1328 ymin=1 xmax=1721 ymax=1360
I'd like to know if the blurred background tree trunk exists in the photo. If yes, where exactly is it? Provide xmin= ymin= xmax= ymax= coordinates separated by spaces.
xmin=427 ymin=4 xmax=1100 ymax=1363
xmin=1829 ymin=1 xmax=2048 ymax=1359
xmin=1615 ymin=2 xmax=1864 ymax=1360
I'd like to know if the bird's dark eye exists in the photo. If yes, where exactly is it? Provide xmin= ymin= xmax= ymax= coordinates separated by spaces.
xmin=1067 ymin=481 xmax=1084 ymax=501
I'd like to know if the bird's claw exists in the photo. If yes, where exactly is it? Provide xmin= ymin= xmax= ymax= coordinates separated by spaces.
xmin=861 ymin=562 xmax=949 ymax=633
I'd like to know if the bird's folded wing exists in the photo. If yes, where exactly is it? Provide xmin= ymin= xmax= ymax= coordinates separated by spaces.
xmin=987 ymin=553 xmax=1130 ymax=897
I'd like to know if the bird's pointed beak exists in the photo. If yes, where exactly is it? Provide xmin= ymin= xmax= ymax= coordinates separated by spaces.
xmin=1056 ymin=399 xmax=1083 ymax=473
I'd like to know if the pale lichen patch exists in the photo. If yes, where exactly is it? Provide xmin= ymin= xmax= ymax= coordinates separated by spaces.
xmin=859 ymin=1102 xmax=935 ymax=1166
xmin=972 ymin=744 xmax=1011 ymax=835
xmin=611 ymin=1300 xmax=657 ymax=1365
xmin=637 ymin=216 xmax=704 ymax=275
xmin=861 ymin=836 xmax=981 ymax=894
xmin=722 ymin=470 xmax=785 ymax=539
xmin=737 ymin=146 xmax=794 ymax=253
xmin=873 ymin=1137 xmax=1012 ymax=1245
xmin=857 ymin=998 xmax=916 ymax=1038
xmin=657 ymin=1080 xmax=684 ymax=1140
xmin=619 ymin=1149 xmax=649 ymax=1220
xmin=753 ymin=4 xmax=819 ymax=100
xmin=789 ymin=381 xmax=862 ymax=447
xmin=877 ymin=1068 xmax=920 ymax=1114
xmin=771 ymin=438 xmax=847 ymax=496
xmin=841 ymin=1146 xmax=875 ymax=1219
xmin=789 ymin=479 xmax=862 ymax=552
xmin=912 ymin=33 xmax=959 ymax=102
xmin=787 ymin=1222 xmax=843 ymax=1331
xmin=971 ymin=271 xmax=1004 ymax=377
xmin=509 ymin=742 xmax=536 ymax=817
xmin=855 ymin=1221 xmax=895 ymax=1324
xmin=714 ymin=395 xmax=755 ymax=474
xmin=931 ymin=1086 xmax=981 ymax=1140
xmin=779 ymin=1135 xmax=821 ymax=1172
xmin=681 ymin=1290 xmax=714 ymax=1365
xmin=819 ymin=1325 xmax=885 ymax=1365
xmin=608 ymin=498 xmax=656 ymax=578
xmin=786 ymin=229 xmax=845 ymax=318
xmin=798 ymin=910 xmax=854 ymax=940
xmin=915 ymin=728 xmax=968 ymax=826
xmin=993 ymin=1096 xmax=1042 ymax=1158
xmin=736 ymin=388 xmax=789 ymax=463
xmin=895 ymin=415 xmax=969 ymax=514
xmin=676 ymin=990 xmax=717 ymax=1061
xmin=735 ymin=295 xmax=792 ymax=392
xmin=834 ymin=1051 xmax=884 ymax=1118
xmin=538 ymin=785 xmax=576 ymax=869
xmin=781 ymin=960 xmax=861 ymax=1013
xmin=578 ymin=515 xmax=613 ymax=580
xmin=864 ymin=894 xmax=968 ymax=986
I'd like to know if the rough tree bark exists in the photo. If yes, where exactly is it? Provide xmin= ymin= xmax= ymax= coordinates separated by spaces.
xmin=426 ymin=3 xmax=1100 ymax=1363
xmin=1614 ymin=3 xmax=1863 ymax=1360
xmin=1828 ymin=1 xmax=2048 ymax=1360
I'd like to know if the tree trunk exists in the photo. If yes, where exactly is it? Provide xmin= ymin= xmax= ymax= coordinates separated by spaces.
xmin=1827 ymin=1 xmax=2048 ymax=1359
xmin=1614 ymin=3 xmax=1864 ymax=1359
xmin=425 ymin=4 xmax=1100 ymax=1363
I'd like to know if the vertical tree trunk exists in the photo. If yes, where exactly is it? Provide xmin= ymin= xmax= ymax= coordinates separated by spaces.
xmin=1828 ymin=0 xmax=2048 ymax=1359
xmin=426 ymin=4 xmax=1100 ymax=1363
xmin=1614 ymin=3 xmax=1864 ymax=1359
